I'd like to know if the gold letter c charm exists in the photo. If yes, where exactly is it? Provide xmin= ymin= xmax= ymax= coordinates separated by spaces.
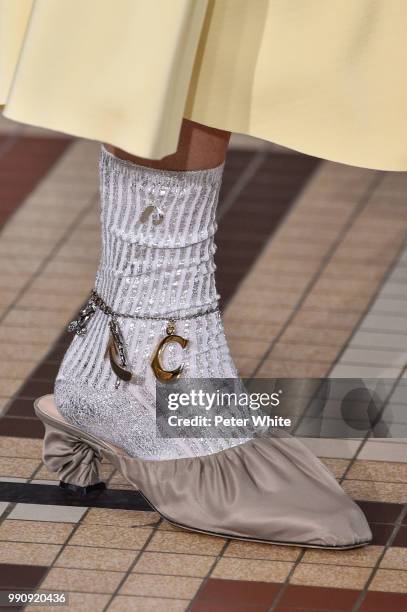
xmin=151 ymin=322 xmax=188 ymax=382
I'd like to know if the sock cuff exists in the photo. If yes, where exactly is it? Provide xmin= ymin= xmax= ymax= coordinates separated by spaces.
xmin=99 ymin=145 xmax=224 ymax=248
xmin=100 ymin=145 xmax=224 ymax=186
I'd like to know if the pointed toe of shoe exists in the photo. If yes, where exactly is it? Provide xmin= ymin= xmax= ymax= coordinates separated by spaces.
xmin=134 ymin=436 xmax=372 ymax=548
xmin=315 ymin=493 xmax=372 ymax=548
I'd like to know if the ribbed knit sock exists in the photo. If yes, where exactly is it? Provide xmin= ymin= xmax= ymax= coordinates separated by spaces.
xmin=55 ymin=146 xmax=247 ymax=460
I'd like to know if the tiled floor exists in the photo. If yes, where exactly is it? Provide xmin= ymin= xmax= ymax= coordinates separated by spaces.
xmin=0 ymin=116 xmax=406 ymax=611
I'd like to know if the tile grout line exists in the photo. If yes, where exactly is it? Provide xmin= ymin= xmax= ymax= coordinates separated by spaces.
xmin=268 ymin=548 xmax=306 ymax=612
xmin=270 ymin=175 xmax=406 ymax=461
xmin=185 ymin=539 xmax=230 ymax=611
xmin=250 ymin=170 xmax=384 ymax=378
xmin=0 ymin=144 xmax=96 ymax=327
xmin=100 ymin=518 xmax=164 ymax=611
xmin=217 ymin=149 xmax=268 ymax=222
xmin=0 ymin=129 xmax=22 ymax=163
xmin=352 ymin=503 xmax=407 ymax=611
xmin=265 ymin=168 xmax=407 ymax=610
xmin=340 ymin=299 xmax=407 ymax=481
xmin=0 ymin=189 xmax=100 ymax=526
xmin=0 ymin=189 xmax=99 ymax=420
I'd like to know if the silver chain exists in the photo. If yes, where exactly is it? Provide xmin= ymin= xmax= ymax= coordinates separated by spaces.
xmin=89 ymin=289 xmax=219 ymax=321
xmin=68 ymin=289 xmax=220 ymax=336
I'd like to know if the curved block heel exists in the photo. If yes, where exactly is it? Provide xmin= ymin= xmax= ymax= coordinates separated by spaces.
xmin=41 ymin=420 xmax=105 ymax=490
xmin=59 ymin=480 xmax=106 ymax=497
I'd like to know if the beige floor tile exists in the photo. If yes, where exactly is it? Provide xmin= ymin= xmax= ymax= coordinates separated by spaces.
xmin=0 ymin=457 xmax=40 ymax=478
xmin=29 ymin=276 xmax=92 ymax=296
xmin=357 ymin=441 xmax=407 ymax=463
xmin=342 ymin=480 xmax=407 ymax=503
xmin=13 ymin=206 xmax=79 ymax=227
xmin=266 ymin=241 xmax=327 ymax=261
xmin=223 ymin=319 xmax=280 ymax=341
xmin=120 ymin=573 xmax=201 ymax=599
xmin=9 ymin=503 xmax=86 ymax=523
xmin=319 ymin=458 xmax=350 ymax=479
xmin=290 ymin=563 xmax=371 ymax=589
xmin=0 ymin=520 xmax=73 ymax=544
xmin=233 ymin=356 xmax=262 ymax=377
xmin=257 ymin=360 xmax=330 ymax=378
xmin=230 ymin=290 xmax=300 ymax=309
xmin=0 ymin=360 xmax=37 ymax=379
xmin=302 ymin=545 xmax=383 ymax=568
xmin=380 ymin=547 xmax=407 ymax=571
xmin=254 ymin=258 xmax=319 ymax=276
xmin=212 ymin=557 xmax=293 ymax=582
xmin=293 ymin=310 xmax=360 ymax=331
xmin=17 ymin=291 xmax=85 ymax=312
xmin=30 ymin=466 xmax=59 ymax=481
xmin=333 ymin=245 xmax=397 ymax=265
xmin=0 ymin=289 xmax=16 ymax=309
xmin=2 ymin=224 xmax=65 ymax=243
xmin=134 ymin=551 xmax=214 ymax=577
xmin=227 ymin=339 xmax=270 ymax=359
xmin=43 ymin=259 xmax=97 ymax=279
xmin=0 ymin=541 xmax=61 ymax=565
xmin=41 ymin=567 xmax=124 ymax=594
xmin=26 ymin=592 xmax=110 ymax=612
xmin=108 ymin=595 xmax=187 ymax=612
xmin=108 ymin=482 xmax=134 ymax=491
xmin=35 ymin=462 xmax=113 ymax=483
xmin=270 ymin=343 xmax=339 ymax=363
xmin=70 ymin=525 xmax=152 ymax=550
xmin=0 ymin=274 xmax=32 ymax=290
xmin=312 ymin=275 xmax=377 ymax=300
xmin=227 ymin=304 xmax=292 ymax=326
xmin=369 ymin=569 xmax=407 ymax=593
xmin=55 ymin=545 xmax=136 ymax=572
xmin=0 ymin=437 xmax=42 ymax=459
xmin=0 ymin=378 xmax=24 ymax=396
xmin=157 ymin=521 xmax=186 ymax=533
xmin=0 ymin=257 xmax=43 ymax=276
xmin=347 ymin=461 xmax=407 ymax=483
xmin=82 ymin=508 xmax=159 ymax=528
xmin=224 ymin=541 xmax=301 ymax=562
xmin=147 ymin=531 xmax=225 ymax=556
xmin=3 ymin=308 xmax=72 ymax=329
xmin=299 ymin=438 xmax=361 ymax=459
xmin=303 ymin=293 xmax=371 ymax=312
xmin=278 ymin=226 xmax=339 ymax=244
xmin=0 ymin=342 xmax=50 ymax=361
xmin=323 ymin=262 xmax=387 ymax=281
xmin=0 ymin=397 xmax=11 ymax=414
xmin=56 ymin=243 xmax=100 ymax=262
xmin=0 ymin=241 xmax=53 ymax=259
xmin=0 ymin=326 xmax=61 ymax=345
xmin=279 ymin=327 xmax=350 ymax=347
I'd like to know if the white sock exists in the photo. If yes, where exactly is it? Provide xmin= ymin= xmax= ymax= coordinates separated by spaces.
xmin=55 ymin=146 xmax=247 ymax=460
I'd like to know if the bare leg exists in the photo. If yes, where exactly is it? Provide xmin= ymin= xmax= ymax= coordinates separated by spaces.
xmin=104 ymin=118 xmax=231 ymax=171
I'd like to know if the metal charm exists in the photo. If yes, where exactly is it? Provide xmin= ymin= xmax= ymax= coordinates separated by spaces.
xmin=151 ymin=321 xmax=188 ymax=382
xmin=106 ymin=317 xmax=132 ymax=386
xmin=139 ymin=205 xmax=164 ymax=225
xmin=68 ymin=301 xmax=96 ymax=336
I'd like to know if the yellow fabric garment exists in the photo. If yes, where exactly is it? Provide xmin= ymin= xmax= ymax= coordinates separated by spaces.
xmin=1 ymin=0 xmax=407 ymax=170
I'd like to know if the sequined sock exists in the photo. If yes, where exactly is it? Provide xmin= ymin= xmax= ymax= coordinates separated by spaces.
xmin=55 ymin=146 xmax=247 ymax=460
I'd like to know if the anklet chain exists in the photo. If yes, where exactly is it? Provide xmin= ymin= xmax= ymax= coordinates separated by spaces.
xmin=67 ymin=290 xmax=220 ymax=386
xmin=68 ymin=289 xmax=219 ymax=335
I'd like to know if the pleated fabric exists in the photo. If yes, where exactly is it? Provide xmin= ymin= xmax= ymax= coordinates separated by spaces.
xmin=1 ymin=0 xmax=407 ymax=169
xmin=38 ymin=394 xmax=372 ymax=548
